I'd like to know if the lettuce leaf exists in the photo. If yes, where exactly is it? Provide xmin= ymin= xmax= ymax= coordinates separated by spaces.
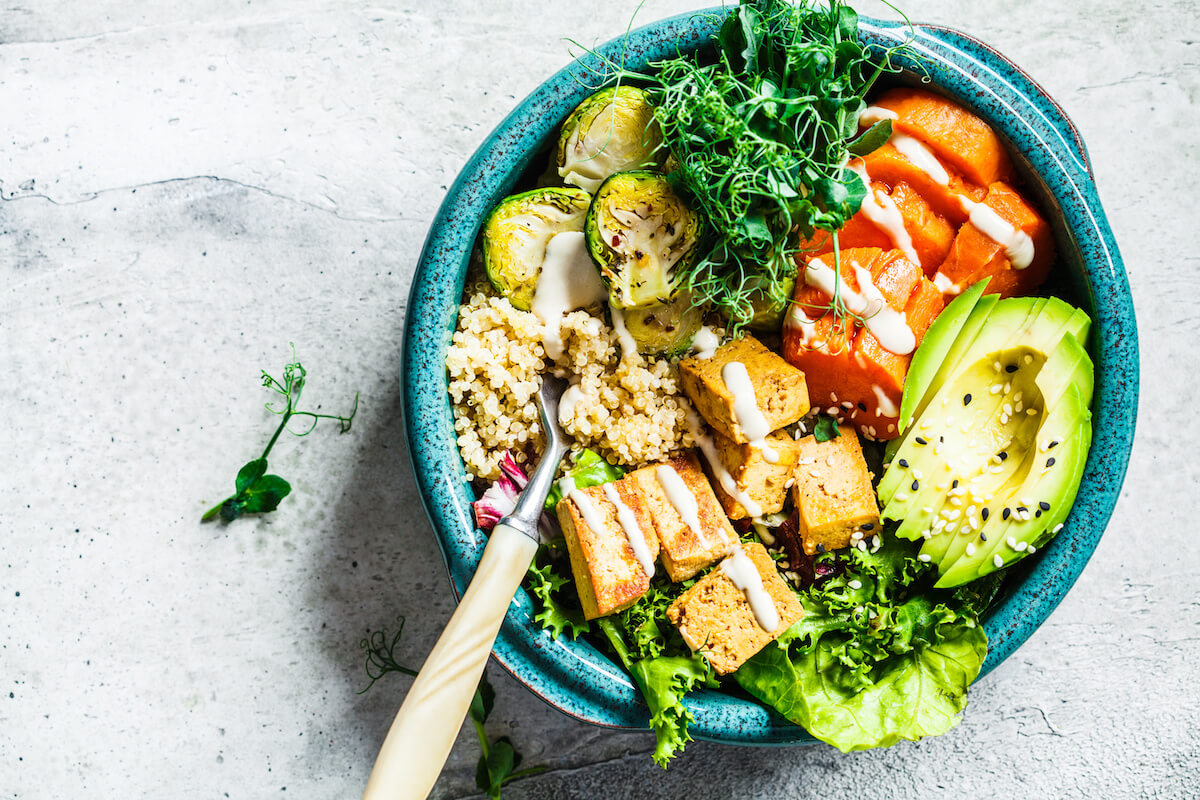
xmin=543 ymin=449 xmax=625 ymax=510
xmin=734 ymin=538 xmax=989 ymax=751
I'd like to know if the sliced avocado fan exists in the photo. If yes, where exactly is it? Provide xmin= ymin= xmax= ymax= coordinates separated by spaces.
xmin=878 ymin=282 xmax=1095 ymax=588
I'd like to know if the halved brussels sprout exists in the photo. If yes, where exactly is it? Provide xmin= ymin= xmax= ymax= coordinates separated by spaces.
xmin=586 ymin=171 xmax=703 ymax=309
xmin=481 ymin=187 xmax=592 ymax=311
xmin=557 ymin=86 xmax=665 ymax=193
xmin=745 ymin=273 xmax=799 ymax=332
xmin=619 ymin=292 xmax=706 ymax=357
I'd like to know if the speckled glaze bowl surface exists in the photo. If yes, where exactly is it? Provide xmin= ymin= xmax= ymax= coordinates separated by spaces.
xmin=402 ymin=9 xmax=1138 ymax=745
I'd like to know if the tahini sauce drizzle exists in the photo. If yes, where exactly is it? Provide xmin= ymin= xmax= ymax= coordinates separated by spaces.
xmin=560 ymin=476 xmax=608 ymax=537
xmin=601 ymin=482 xmax=655 ymax=577
xmin=871 ymin=384 xmax=900 ymax=418
xmin=721 ymin=547 xmax=780 ymax=632
xmin=720 ymin=361 xmax=780 ymax=464
xmin=531 ymin=231 xmax=607 ymax=360
xmin=683 ymin=402 xmax=764 ymax=518
xmin=803 ymin=257 xmax=916 ymax=355
xmin=848 ymin=162 xmax=920 ymax=266
xmin=609 ymin=303 xmax=639 ymax=361
xmin=654 ymin=464 xmax=710 ymax=547
xmin=691 ymin=326 xmax=721 ymax=359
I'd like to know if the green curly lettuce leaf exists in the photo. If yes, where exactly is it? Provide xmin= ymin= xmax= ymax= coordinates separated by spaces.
xmin=543 ymin=449 xmax=626 ymax=510
xmin=734 ymin=537 xmax=990 ymax=751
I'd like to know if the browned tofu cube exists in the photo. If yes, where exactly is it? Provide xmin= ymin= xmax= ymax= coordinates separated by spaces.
xmin=666 ymin=543 xmax=804 ymax=674
xmin=679 ymin=335 xmax=810 ymax=444
xmin=705 ymin=429 xmax=802 ymax=520
xmin=555 ymin=481 xmax=659 ymax=620
xmin=625 ymin=451 xmax=736 ymax=581
xmin=791 ymin=430 xmax=880 ymax=555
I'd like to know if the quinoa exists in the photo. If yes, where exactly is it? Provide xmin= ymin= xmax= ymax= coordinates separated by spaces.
xmin=447 ymin=293 xmax=691 ymax=480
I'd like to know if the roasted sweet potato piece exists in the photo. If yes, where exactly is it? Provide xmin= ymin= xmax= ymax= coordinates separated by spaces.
xmin=872 ymin=87 xmax=1016 ymax=187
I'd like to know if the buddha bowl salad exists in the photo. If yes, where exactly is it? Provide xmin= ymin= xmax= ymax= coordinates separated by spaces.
xmin=446 ymin=0 xmax=1093 ymax=761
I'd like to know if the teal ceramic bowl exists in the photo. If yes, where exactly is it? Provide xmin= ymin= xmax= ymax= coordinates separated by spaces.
xmin=402 ymin=9 xmax=1137 ymax=745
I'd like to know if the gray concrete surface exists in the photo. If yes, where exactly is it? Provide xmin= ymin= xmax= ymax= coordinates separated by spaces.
xmin=2 ymin=1 xmax=1196 ymax=798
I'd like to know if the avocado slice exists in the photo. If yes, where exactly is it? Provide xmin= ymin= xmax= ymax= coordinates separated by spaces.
xmin=879 ymin=295 xmax=1095 ymax=587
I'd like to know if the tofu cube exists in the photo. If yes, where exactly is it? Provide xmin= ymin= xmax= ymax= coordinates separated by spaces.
xmin=555 ymin=481 xmax=659 ymax=620
xmin=626 ymin=451 xmax=736 ymax=582
xmin=666 ymin=543 xmax=805 ymax=674
xmin=705 ymin=429 xmax=802 ymax=520
xmin=679 ymin=335 xmax=810 ymax=444
xmin=791 ymin=430 xmax=880 ymax=554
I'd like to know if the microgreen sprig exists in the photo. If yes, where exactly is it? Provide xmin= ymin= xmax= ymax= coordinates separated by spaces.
xmin=201 ymin=349 xmax=359 ymax=523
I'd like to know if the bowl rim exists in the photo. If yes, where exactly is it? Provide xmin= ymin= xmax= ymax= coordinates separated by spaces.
xmin=401 ymin=7 xmax=1138 ymax=745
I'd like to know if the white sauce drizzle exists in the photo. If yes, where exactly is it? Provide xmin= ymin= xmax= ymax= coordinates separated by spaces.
xmin=785 ymin=306 xmax=824 ymax=350
xmin=655 ymin=464 xmax=709 ymax=546
xmin=956 ymin=196 xmax=1036 ymax=270
xmin=803 ymin=257 xmax=916 ymax=355
xmin=561 ymin=477 xmax=609 ymax=540
xmin=531 ymin=231 xmax=607 ymax=360
xmin=558 ymin=384 xmax=584 ymax=426
xmin=691 ymin=326 xmax=721 ymax=359
xmin=871 ymin=384 xmax=900 ymax=418
xmin=891 ymin=132 xmax=951 ymax=186
xmin=720 ymin=361 xmax=780 ymax=463
xmin=601 ymin=482 xmax=655 ymax=577
xmin=683 ymin=403 xmax=764 ymax=518
xmin=858 ymin=105 xmax=899 ymax=126
xmin=721 ymin=547 xmax=780 ymax=632
xmin=608 ymin=303 xmax=639 ymax=361
xmin=848 ymin=162 xmax=920 ymax=266
xmin=933 ymin=271 xmax=963 ymax=295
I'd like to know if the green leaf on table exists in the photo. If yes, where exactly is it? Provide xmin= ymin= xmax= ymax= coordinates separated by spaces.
xmin=235 ymin=458 xmax=268 ymax=494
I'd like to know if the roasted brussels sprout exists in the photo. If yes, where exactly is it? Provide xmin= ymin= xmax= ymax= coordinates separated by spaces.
xmin=586 ymin=171 xmax=703 ymax=309
xmin=745 ymin=273 xmax=799 ymax=332
xmin=618 ymin=292 xmax=706 ymax=357
xmin=557 ymin=86 xmax=664 ymax=193
xmin=481 ymin=187 xmax=592 ymax=311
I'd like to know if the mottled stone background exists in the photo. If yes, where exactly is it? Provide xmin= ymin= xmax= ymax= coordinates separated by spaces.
xmin=2 ymin=1 xmax=1196 ymax=798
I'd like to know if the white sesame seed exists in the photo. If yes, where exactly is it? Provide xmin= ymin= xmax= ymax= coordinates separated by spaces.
xmin=1027 ymin=545 xmax=1037 ymax=554
xmin=922 ymin=506 xmax=934 ymax=514
xmin=918 ymin=553 xmax=932 ymax=562
xmin=895 ymin=492 xmax=909 ymax=502
xmin=887 ymin=423 xmax=896 ymax=433
xmin=1014 ymin=391 xmax=1023 ymax=403
xmin=913 ymin=468 xmax=924 ymax=480
xmin=826 ymin=406 xmax=839 ymax=415
xmin=1015 ymin=401 xmax=1024 ymax=412
xmin=854 ymin=606 xmax=865 ymax=614
xmin=1006 ymin=536 xmax=1017 ymax=548
xmin=1004 ymin=382 xmax=1011 ymax=393
xmin=990 ymin=465 xmax=1004 ymax=474
xmin=851 ymin=531 xmax=864 ymax=541
xmin=1023 ymin=354 xmax=1033 ymax=365
xmin=990 ymin=384 xmax=1004 ymax=395
xmin=1026 ymin=408 xmax=1037 ymax=416
xmin=993 ymin=554 xmax=1004 ymax=567
xmin=966 ymin=543 xmax=976 ymax=556
xmin=848 ymin=579 xmax=863 ymax=590
xmin=1052 ymin=523 xmax=1064 ymax=533
xmin=993 ymin=361 xmax=1002 ymax=372
xmin=857 ymin=540 xmax=868 ymax=551
xmin=785 ymin=478 xmax=795 ymax=488
xmin=872 ymin=535 xmax=881 ymax=549
xmin=922 ymin=530 xmax=933 ymax=540
xmin=1015 ymin=541 xmax=1029 ymax=552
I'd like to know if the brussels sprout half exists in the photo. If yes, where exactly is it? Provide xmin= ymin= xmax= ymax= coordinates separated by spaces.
xmin=586 ymin=171 xmax=703 ymax=309
xmin=745 ymin=273 xmax=799 ymax=332
xmin=619 ymin=292 xmax=706 ymax=357
xmin=557 ymin=86 xmax=664 ymax=193
xmin=481 ymin=186 xmax=592 ymax=311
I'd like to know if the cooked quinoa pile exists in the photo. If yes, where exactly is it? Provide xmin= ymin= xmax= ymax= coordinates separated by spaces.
xmin=447 ymin=293 xmax=690 ymax=480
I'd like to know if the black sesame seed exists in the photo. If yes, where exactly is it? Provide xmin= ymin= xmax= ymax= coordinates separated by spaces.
xmin=1046 ymin=457 xmax=1056 ymax=467
xmin=899 ymin=458 xmax=909 ymax=468
xmin=1038 ymin=501 xmax=1051 ymax=511
xmin=858 ymin=402 xmax=868 ymax=411
xmin=1016 ymin=506 xmax=1028 ymax=514
xmin=1048 ymin=440 xmax=1059 ymax=449
xmin=911 ymin=479 xmax=920 ymax=491
xmin=1002 ymin=507 xmax=1011 ymax=520
xmin=998 ymin=451 xmax=1008 ymax=461
xmin=816 ymin=543 xmax=826 ymax=554
xmin=1035 ymin=509 xmax=1043 ymax=518
xmin=862 ymin=523 xmax=874 ymax=531
xmin=980 ymin=533 xmax=988 ymax=542
xmin=951 ymin=479 xmax=959 ymax=489
xmin=915 ymin=437 xmax=927 ymax=445
xmin=1005 ymin=364 xmax=1018 ymax=373
xmin=963 ymin=393 xmax=972 ymax=406
xmin=981 ymin=507 xmax=990 ymax=521
xmin=939 ymin=435 xmax=945 ymax=443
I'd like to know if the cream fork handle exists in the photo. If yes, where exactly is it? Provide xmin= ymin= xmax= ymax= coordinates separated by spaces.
xmin=362 ymin=523 xmax=539 ymax=800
